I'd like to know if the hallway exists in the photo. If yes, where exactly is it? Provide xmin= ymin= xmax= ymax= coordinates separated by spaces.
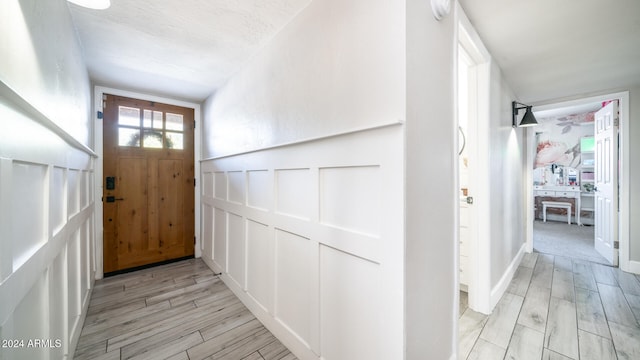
xmin=74 ymin=259 xmax=296 ymax=360
xmin=459 ymin=252 xmax=640 ymax=359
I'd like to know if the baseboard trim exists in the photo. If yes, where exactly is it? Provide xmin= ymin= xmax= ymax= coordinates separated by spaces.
xmin=626 ymin=259 xmax=640 ymax=274
xmin=490 ymin=243 xmax=526 ymax=309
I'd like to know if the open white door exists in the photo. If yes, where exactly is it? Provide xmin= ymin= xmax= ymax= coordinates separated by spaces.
xmin=458 ymin=46 xmax=475 ymax=294
xmin=457 ymin=10 xmax=492 ymax=314
xmin=594 ymin=101 xmax=618 ymax=265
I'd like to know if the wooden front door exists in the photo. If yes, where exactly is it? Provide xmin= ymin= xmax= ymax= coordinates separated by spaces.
xmin=103 ymin=94 xmax=195 ymax=273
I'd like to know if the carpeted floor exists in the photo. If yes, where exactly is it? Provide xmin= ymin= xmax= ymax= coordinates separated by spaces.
xmin=533 ymin=220 xmax=610 ymax=265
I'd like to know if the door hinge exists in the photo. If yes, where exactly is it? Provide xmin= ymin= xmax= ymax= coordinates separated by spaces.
xmin=194 ymin=236 xmax=196 ymax=245
xmin=97 ymin=111 xmax=103 ymax=119
xmin=194 ymin=178 xmax=196 ymax=187
xmin=194 ymin=120 xmax=196 ymax=129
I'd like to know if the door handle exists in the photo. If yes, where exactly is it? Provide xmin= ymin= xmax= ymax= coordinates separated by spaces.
xmin=466 ymin=196 xmax=474 ymax=204
xmin=105 ymin=196 xmax=124 ymax=203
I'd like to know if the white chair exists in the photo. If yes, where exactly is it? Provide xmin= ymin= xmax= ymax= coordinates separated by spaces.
xmin=542 ymin=201 xmax=572 ymax=224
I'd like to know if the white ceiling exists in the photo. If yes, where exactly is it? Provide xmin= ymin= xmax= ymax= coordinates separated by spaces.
xmin=69 ymin=0 xmax=640 ymax=104
xmin=458 ymin=0 xmax=640 ymax=104
xmin=68 ymin=0 xmax=311 ymax=101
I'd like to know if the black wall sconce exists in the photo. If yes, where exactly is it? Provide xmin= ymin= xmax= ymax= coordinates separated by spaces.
xmin=512 ymin=101 xmax=538 ymax=128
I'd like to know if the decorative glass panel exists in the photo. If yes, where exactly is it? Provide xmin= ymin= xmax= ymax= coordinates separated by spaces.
xmin=166 ymin=113 xmax=183 ymax=131
xmin=165 ymin=132 xmax=184 ymax=149
xmin=118 ymin=127 xmax=140 ymax=147
xmin=143 ymin=110 xmax=163 ymax=129
xmin=143 ymin=130 xmax=163 ymax=148
xmin=118 ymin=106 xmax=140 ymax=126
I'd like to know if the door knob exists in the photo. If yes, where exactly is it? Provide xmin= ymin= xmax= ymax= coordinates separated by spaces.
xmin=466 ymin=196 xmax=474 ymax=204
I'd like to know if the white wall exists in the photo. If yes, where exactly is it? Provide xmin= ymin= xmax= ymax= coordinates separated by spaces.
xmin=405 ymin=0 xmax=456 ymax=359
xmin=202 ymin=0 xmax=405 ymax=158
xmin=456 ymin=6 xmax=529 ymax=313
xmin=0 ymin=1 xmax=95 ymax=359
xmin=487 ymin=62 xmax=528 ymax=292
xmin=628 ymin=86 xmax=640 ymax=264
xmin=201 ymin=0 xmax=408 ymax=359
xmin=0 ymin=0 xmax=92 ymax=145
xmin=201 ymin=0 xmax=466 ymax=358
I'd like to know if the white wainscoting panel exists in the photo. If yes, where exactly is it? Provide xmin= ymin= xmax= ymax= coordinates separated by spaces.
xmin=0 ymin=158 xmax=10 ymax=283
xmin=68 ymin=169 xmax=80 ymax=217
xmin=214 ymin=171 xmax=227 ymax=200
xmin=67 ymin=229 xmax=81 ymax=335
xmin=246 ymin=219 xmax=273 ymax=311
xmin=275 ymin=168 xmax=312 ymax=220
xmin=11 ymin=161 xmax=48 ymax=270
xmin=213 ymin=208 xmax=227 ymax=271
xmin=319 ymin=165 xmax=381 ymax=237
xmin=81 ymin=220 xmax=91 ymax=292
xmin=202 ymin=204 xmax=214 ymax=259
xmin=200 ymin=124 xmax=404 ymax=360
xmin=49 ymin=250 xmax=68 ymax=359
xmin=247 ymin=170 xmax=270 ymax=211
xmin=0 ymin=91 xmax=96 ymax=360
xmin=320 ymin=245 xmax=381 ymax=360
xmin=227 ymin=212 xmax=246 ymax=289
xmin=228 ymin=171 xmax=245 ymax=205
xmin=274 ymin=229 xmax=313 ymax=346
xmin=202 ymin=171 xmax=214 ymax=197
xmin=81 ymin=170 xmax=90 ymax=209
xmin=51 ymin=167 xmax=67 ymax=234
xmin=12 ymin=272 xmax=49 ymax=360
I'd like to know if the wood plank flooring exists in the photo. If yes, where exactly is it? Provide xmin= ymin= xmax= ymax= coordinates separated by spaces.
xmin=459 ymin=252 xmax=640 ymax=360
xmin=74 ymin=259 xmax=297 ymax=360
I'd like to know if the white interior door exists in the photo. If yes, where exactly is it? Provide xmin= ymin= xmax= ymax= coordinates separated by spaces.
xmin=458 ymin=46 xmax=474 ymax=292
xmin=457 ymin=13 xmax=492 ymax=314
xmin=594 ymin=101 xmax=618 ymax=265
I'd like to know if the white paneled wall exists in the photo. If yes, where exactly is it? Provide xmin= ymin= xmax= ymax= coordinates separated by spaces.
xmin=200 ymin=124 xmax=404 ymax=360
xmin=0 ymin=93 xmax=95 ymax=360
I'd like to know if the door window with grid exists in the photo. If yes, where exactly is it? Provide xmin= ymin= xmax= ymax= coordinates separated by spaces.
xmin=117 ymin=106 xmax=185 ymax=150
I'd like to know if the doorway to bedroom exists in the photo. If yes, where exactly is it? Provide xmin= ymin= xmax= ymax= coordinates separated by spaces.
xmin=531 ymin=97 xmax=622 ymax=267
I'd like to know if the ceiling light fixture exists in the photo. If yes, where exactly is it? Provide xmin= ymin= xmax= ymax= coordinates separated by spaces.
xmin=67 ymin=0 xmax=111 ymax=10
xmin=512 ymin=101 xmax=538 ymax=128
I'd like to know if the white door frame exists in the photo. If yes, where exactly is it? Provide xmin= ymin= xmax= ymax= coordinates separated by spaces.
xmin=92 ymin=86 xmax=202 ymax=279
xmin=525 ymin=91 xmax=634 ymax=273
xmin=457 ymin=9 xmax=493 ymax=315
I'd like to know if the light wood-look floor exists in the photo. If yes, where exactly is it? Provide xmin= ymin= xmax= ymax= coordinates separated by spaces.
xmin=74 ymin=259 xmax=297 ymax=360
xmin=459 ymin=252 xmax=640 ymax=360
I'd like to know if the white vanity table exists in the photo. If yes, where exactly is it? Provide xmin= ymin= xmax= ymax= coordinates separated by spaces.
xmin=533 ymin=185 xmax=582 ymax=225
